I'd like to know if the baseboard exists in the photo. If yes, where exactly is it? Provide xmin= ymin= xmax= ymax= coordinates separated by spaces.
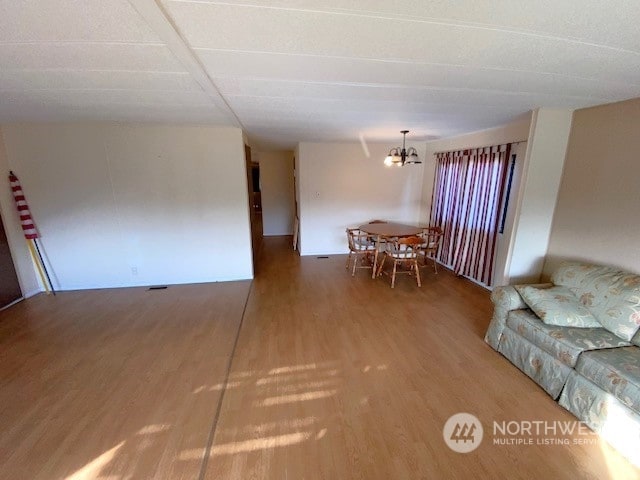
xmin=300 ymin=250 xmax=349 ymax=256
xmin=23 ymin=289 xmax=43 ymax=299
xmin=0 ymin=297 xmax=24 ymax=311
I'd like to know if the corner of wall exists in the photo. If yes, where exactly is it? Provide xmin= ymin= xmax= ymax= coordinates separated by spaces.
xmin=419 ymin=142 xmax=437 ymax=223
xmin=540 ymin=111 xmax=575 ymax=279
xmin=242 ymin=130 xmax=251 ymax=148
xmin=506 ymin=108 xmax=573 ymax=284
xmin=500 ymin=109 xmax=539 ymax=282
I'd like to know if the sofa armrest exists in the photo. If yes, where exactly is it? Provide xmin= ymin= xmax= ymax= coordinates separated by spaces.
xmin=484 ymin=283 xmax=553 ymax=350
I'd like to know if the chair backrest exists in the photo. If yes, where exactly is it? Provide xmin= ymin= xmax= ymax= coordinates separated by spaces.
xmin=346 ymin=228 xmax=357 ymax=250
xmin=420 ymin=227 xmax=443 ymax=253
xmin=389 ymin=236 xmax=422 ymax=259
xmin=346 ymin=228 xmax=371 ymax=251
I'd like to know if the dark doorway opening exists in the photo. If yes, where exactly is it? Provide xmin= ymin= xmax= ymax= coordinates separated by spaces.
xmin=244 ymin=145 xmax=263 ymax=274
xmin=0 ymin=214 xmax=22 ymax=309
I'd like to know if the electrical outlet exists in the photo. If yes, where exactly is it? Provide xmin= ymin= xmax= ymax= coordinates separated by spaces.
xmin=131 ymin=266 xmax=138 ymax=276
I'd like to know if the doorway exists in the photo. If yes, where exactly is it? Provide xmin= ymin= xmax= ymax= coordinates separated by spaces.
xmin=244 ymin=145 xmax=263 ymax=274
xmin=0 ymin=213 xmax=22 ymax=309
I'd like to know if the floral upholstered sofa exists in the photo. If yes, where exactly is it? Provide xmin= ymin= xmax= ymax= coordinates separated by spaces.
xmin=485 ymin=262 xmax=640 ymax=463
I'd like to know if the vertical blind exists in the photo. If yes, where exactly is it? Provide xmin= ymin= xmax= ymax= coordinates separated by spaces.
xmin=429 ymin=144 xmax=511 ymax=287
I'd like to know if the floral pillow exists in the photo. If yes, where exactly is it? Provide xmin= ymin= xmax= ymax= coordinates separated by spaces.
xmin=516 ymin=285 xmax=602 ymax=328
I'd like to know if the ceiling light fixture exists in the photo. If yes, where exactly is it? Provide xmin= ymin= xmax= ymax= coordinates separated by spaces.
xmin=384 ymin=130 xmax=421 ymax=167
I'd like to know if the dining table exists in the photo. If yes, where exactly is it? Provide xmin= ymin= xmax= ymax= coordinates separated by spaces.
xmin=358 ymin=222 xmax=424 ymax=279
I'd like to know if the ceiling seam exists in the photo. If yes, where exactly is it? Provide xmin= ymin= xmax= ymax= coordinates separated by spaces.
xmin=127 ymin=0 xmax=245 ymax=129
xmin=221 ymin=93 xmax=612 ymax=102
xmin=0 ymin=68 xmax=191 ymax=74
xmin=0 ymin=41 xmax=168 ymax=46
xmin=166 ymin=1 xmax=640 ymax=55
xmin=208 ymin=75 xmax=640 ymax=91
xmin=0 ymin=89 xmax=210 ymax=93
xmin=191 ymin=49 xmax=640 ymax=85
xmin=210 ymin=76 xmax=636 ymax=93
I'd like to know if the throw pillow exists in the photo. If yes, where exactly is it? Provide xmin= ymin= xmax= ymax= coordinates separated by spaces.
xmin=516 ymin=285 xmax=602 ymax=328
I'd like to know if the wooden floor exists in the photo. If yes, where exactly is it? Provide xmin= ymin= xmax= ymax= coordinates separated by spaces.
xmin=1 ymin=236 xmax=638 ymax=479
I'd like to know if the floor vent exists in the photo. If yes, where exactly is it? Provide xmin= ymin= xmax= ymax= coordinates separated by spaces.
xmin=148 ymin=286 xmax=168 ymax=290
xmin=316 ymin=256 xmax=329 ymax=259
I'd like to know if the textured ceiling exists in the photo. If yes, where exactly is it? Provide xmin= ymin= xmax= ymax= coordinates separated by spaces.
xmin=1 ymin=0 xmax=639 ymax=148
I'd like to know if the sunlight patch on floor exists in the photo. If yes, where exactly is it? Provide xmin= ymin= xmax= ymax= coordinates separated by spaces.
xmin=256 ymin=369 xmax=339 ymax=385
xmin=192 ymin=381 xmax=243 ymax=393
xmin=65 ymin=441 xmax=125 ymax=480
xmin=268 ymin=363 xmax=319 ymax=375
xmin=598 ymin=440 xmax=640 ymax=479
xmin=597 ymin=398 xmax=640 ymax=473
xmin=211 ymin=431 xmax=312 ymax=455
xmin=218 ymin=416 xmax=320 ymax=436
xmin=178 ymin=432 xmax=313 ymax=459
xmin=257 ymin=389 xmax=338 ymax=406
xmin=270 ymin=379 xmax=341 ymax=393
xmin=136 ymin=424 xmax=171 ymax=435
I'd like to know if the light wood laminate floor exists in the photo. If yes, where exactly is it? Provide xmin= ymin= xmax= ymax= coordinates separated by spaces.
xmin=1 ymin=236 xmax=638 ymax=479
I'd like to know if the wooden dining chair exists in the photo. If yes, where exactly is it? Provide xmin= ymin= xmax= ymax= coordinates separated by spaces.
xmin=376 ymin=236 xmax=422 ymax=288
xmin=418 ymin=227 xmax=443 ymax=273
xmin=345 ymin=228 xmax=376 ymax=276
xmin=367 ymin=219 xmax=390 ymax=249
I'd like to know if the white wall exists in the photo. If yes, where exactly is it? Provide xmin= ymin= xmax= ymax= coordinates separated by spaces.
xmin=1 ymin=123 xmax=253 ymax=290
xmin=419 ymin=114 xmax=532 ymax=286
xmin=256 ymin=151 xmax=295 ymax=236
xmin=0 ymin=128 xmax=40 ymax=296
xmin=298 ymin=141 xmax=425 ymax=255
xmin=506 ymin=108 xmax=574 ymax=284
xmin=544 ymin=98 xmax=640 ymax=276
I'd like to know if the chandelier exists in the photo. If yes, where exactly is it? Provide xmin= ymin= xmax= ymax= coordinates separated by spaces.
xmin=384 ymin=130 xmax=421 ymax=167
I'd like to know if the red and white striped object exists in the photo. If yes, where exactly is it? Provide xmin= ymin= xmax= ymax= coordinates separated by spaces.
xmin=8 ymin=172 xmax=39 ymax=240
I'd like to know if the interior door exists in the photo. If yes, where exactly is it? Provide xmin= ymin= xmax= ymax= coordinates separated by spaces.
xmin=0 ymin=214 xmax=22 ymax=308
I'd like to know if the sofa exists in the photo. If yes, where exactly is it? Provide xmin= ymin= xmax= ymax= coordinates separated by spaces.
xmin=485 ymin=262 xmax=640 ymax=464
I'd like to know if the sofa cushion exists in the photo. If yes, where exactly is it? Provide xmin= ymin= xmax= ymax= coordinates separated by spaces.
xmin=576 ymin=346 xmax=640 ymax=416
xmin=506 ymin=309 xmax=630 ymax=367
xmin=516 ymin=285 xmax=601 ymax=328
xmin=552 ymin=262 xmax=640 ymax=341
xmin=551 ymin=262 xmax=605 ymax=289
xmin=633 ymin=330 xmax=640 ymax=348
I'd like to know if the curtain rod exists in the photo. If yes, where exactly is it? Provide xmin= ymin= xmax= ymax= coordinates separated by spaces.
xmin=432 ymin=139 xmax=526 ymax=155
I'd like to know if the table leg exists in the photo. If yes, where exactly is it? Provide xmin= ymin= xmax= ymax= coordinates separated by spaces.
xmin=372 ymin=235 xmax=380 ymax=279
